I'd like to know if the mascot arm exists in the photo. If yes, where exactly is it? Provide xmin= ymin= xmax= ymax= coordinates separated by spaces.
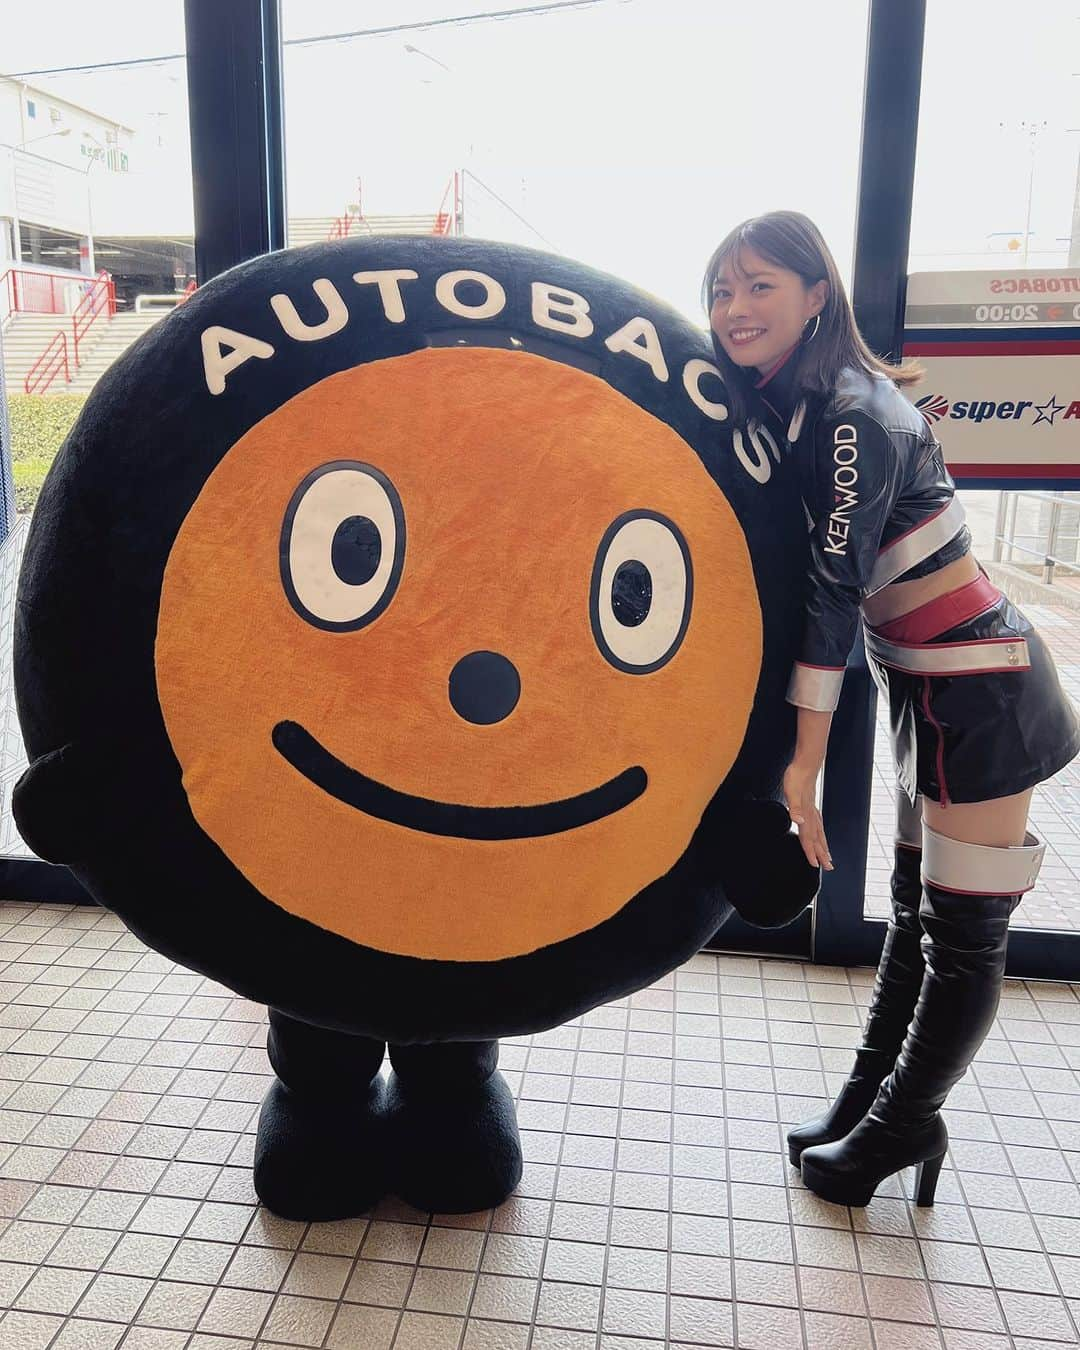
xmin=711 ymin=798 xmax=820 ymax=929
xmin=13 ymin=741 xmax=115 ymax=865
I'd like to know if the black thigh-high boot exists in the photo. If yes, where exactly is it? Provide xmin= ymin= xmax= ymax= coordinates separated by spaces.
xmin=787 ymin=792 xmax=926 ymax=1166
xmin=253 ymin=1010 xmax=388 ymax=1221
xmin=385 ymin=1040 xmax=523 ymax=1214
xmin=800 ymin=823 xmax=1044 ymax=1208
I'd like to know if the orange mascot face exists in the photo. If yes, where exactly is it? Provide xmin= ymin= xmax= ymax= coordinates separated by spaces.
xmin=155 ymin=346 xmax=760 ymax=962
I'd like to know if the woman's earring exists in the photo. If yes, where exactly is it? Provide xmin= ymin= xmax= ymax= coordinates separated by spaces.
xmin=803 ymin=314 xmax=821 ymax=343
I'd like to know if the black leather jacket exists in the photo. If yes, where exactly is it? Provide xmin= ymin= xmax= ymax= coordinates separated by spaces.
xmin=757 ymin=358 xmax=971 ymax=712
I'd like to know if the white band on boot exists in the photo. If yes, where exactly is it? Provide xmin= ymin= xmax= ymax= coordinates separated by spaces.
xmin=895 ymin=791 xmax=923 ymax=850
xmin=922 ymin=823 xmax=1046 ymax=896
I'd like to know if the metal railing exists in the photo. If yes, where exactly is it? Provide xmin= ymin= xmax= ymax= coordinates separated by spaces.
xmin=994 ymin=490 xmax=1080 ymax=584
xmin=432 ymin=171 xmax=461 ymax=236
xmin=71 ymin=272 xmax=116 ymax=367
xmin=24 ymin=331 xmax=70 ymax=395
xmin=15 ymin=271 xmax=116 ymax=395
xmin=1 ymin=266 xmax=84 ymax=318
xmin=326 ymin=209 xmax=358 ymax=241
xmin=326 ymin=175 xmax=462 ymax=242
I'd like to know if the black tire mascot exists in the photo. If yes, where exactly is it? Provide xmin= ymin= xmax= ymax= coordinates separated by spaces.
xmin=14 ymin=239 xmax=818 ymax=1219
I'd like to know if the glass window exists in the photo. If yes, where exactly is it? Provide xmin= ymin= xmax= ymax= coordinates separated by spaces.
xmin=2 ymin=3 xmax=195 ymax=402
xmin=281 ymin=0 xmax=870 ymax=324
xmin=0 ymin=2 xmax=196 ymax=866
xmin=910 ymin=2 xmax=1078 ymax=273
xmin=876 ymin=0 xmax=1080 ymax=936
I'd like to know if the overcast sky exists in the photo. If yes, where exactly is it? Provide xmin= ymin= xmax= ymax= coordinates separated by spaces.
xmin=3 ymin=0 xmax=1078 ymax=322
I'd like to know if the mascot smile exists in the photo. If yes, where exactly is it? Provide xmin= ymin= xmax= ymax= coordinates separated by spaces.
xmin=13 ymin=237 xmax=817 ymax=1220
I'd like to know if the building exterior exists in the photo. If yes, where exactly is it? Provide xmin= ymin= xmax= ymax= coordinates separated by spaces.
xmin=0 ymin=75 xmax=136 ymax=272
xmin=0 ymin=73 xmax=200 ymax=321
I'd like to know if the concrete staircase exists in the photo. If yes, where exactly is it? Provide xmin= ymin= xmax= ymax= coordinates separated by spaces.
xmin=2 ymin=313 xmax=85 ymax=395
xmin=287 ymin=217 xmax=338 ymax=247
xmin=286 ymin=214 xmax=442 ymax=248
xmin=2 ymin=310 xmax=165 ymax=396
xmin=65 ymin=312 xmax=165 ymax=393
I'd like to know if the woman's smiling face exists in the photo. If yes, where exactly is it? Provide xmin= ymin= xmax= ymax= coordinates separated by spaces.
xmin=710 ymin=246 xmax=827 ymax=374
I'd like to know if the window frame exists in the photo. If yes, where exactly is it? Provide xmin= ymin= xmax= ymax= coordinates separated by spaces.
xmin=16 ymin=1 xmax=1079 ymax=980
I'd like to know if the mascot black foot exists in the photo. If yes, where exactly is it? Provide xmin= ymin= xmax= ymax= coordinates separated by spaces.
xmin=14 ymin=237 xmax=817 ymax=1222
xmin=385 ymin=1042 xmax=523 ymax=1214
xmin=254 ymin=1012 xmax=388 ymax=1221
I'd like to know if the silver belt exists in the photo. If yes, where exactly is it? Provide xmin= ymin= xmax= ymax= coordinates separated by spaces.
xmin=864 ymin=629 xmax=1030 ymax=676
xmin=868 ymin=497 xmax=968 ymax=595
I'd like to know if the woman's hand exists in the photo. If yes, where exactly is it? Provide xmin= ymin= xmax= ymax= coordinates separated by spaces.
xmin=783 ymin=761 xmax=834 ymax=871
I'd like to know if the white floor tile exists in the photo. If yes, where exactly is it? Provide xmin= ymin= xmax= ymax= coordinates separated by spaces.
xmin=5 ymin=906 xmax=1080 ymax=1348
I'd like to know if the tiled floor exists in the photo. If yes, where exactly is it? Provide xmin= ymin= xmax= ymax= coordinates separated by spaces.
xmin=4 ymin=904 xmax=1080 ymax=1348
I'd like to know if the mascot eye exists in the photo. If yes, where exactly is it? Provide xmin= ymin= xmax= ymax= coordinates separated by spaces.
xmin=590 ymin=511 xmax=692 ymax=673
xmin=280 ymin=462 xmax=405 ymax=631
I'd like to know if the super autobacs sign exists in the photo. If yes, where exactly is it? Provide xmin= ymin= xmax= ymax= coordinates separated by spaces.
xmin=902 ymin=344 xmax=1080 ymax=475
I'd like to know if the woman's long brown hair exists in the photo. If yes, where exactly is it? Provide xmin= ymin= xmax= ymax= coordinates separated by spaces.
xmin=701 ymin=210 xmax=922 ymax=425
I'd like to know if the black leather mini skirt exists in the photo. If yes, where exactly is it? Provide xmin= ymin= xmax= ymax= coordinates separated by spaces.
xmin=866 ymin=592 xmax=1080 ymax=806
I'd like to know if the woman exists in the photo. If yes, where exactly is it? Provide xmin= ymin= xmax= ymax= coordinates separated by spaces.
xmin=704 ymin=210 xmax=1080 ymax=1208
